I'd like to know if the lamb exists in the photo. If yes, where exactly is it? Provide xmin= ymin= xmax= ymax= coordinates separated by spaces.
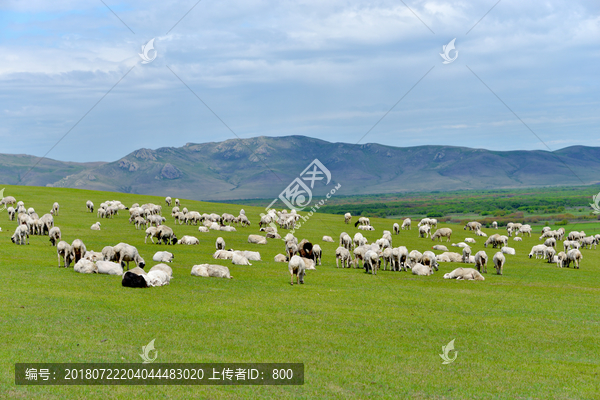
xmin=57 ymin=241 xmax=74 ymax=267
xmin=493 ymin=252 xmax=505 ymax=275
xmin=412 ymin=263 xmax=434 ymax=276
xmin=344 ymin=213 xmax=352 ymax=224
xmin=114 ymin=243 xmax=145 ymax=270
xmin=122 ymin=267 xmax=149 ymax=288
xmin=473 ymin=251 xmax=488 ymax=273
xmin=232 ymin=253 xmax=252 ymax=265
xmin=191 ymin=264 xmax=232 ymax=279
xmin=312 ymin=244 xmax=322 ymax=266
xmin=91 ymin=222 xmax=101 ymax=230
xmin=288 ymin=255 xmax=306 ymax=285
xmin=401 ymin=218 xmax=411 ymax=230
xmin=431 ymin=228 xmax=452 ymax=242
xmin=51 ymin=202 xmax=60 ymax=216
xmin=96 ymin=261 xmax=123 ymax=275
xmin=48 ymin=226 xmax=61 ymax=246
xmin=74 ymin=259 xmax=97 ymax=274
xmin=432 ymin=245 xmax=449 ymax=252
xmin=152 ymin=251 xmax=174 ymax=263
xmin=462 ymin=246 xmax=472 ymax=263
xmin=336 ymin=247 xmax=351 ymax=268
xmin=248 ymin=234 xmax=268 ymax=245
xmin=165 ymin=197 xmax=172 ymax=206
xmin=421 ymin=251 xmax=439 ymax=271
xmin=444 ymin=268 xmax=485 ymax=280
xmin=393 ymin=223 xmax=400 ymax=235
xmin=274 ymin=254 xmax=288 ymax=262
xmin=322 ymin=236 xmax=334 ymax=242
xmin=501 ymin=246 xmax=516 ymax=255
xmin=565 ymin=249 xmax=583 ymax=269
xmin=528 ymin=245 xmax=547 ymax=259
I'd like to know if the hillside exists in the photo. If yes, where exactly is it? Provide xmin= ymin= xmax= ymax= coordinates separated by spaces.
xmin=1 ymin=136 xmax=599 ymax=201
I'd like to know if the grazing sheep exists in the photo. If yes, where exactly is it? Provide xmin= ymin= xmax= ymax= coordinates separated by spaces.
xmin=581 ymin=236 xmax=597 ymax=249
xmin=443 ymin=268 xmax=485 ymax=280
xmin=528 ymin=245 xmax=547 ymax=259
xmin=341 ymin=234 xmax=352 ymax=251
xmin=393 ymin=223 xmax=400 ymax=235
xmin=157 ymin=225 xmax=177 ymax=245
xmin=248 ymin=234 xmax=268 ymax=245
xmin=382 ymin=247 xmax=394 ymax=271
xmin=48 ymin=226 xmax=61 ymax=246
xmin=354 ymin=217 xmax=371 ymax=227
xmin=214 ymin=237 xmax=226 ymax=251
xmin=335 ymin=246 xmax=351 ymax=268
xmin=412 ymin=263 xmax=434 ymax=276
xmin=501 ymin=246 xmax=516 ymax=255
xmin=493 ymin=252 xmax=505 ymax=275
xmin=232 ymin=253 xmax=252 ymax=265
xmin=71 ymin=239 xmax=87 ymax=263
xmin=191 ymin=264 xmax=232 ymax=279
xmin=401 ymin=218 xmax=411 ymax=230
xmin=0 ymin=196 xmax=17 ymax=206
xmin=395 ymin=246 xmax=409 ymax=271
xmin=492 ymin=221 xmax=498 ymax=229
xmin=312 ymin=244 xmax=322 ymax=266
xmin=364 ymin=249 xmax=381 ymax=274
xmin=178 ymin=235 xmax=199 ymax=245
xmin=274 ymin=254 xmax=288 ymax=263
xmin=513 ymin=237 xmax=522 ymax=242
xmin=484 ymin=234 xmax=504 ymax=248
xmin=432 ymin=245 xmax=449 ymax=252
xmin=52 ymin=202 xmax=60 ymax=216
xmin=544 ymin=247 xmax=556 ymax=263
xmin=57 ymin=241 xmax=74 ymax=267
xmin=474 ymin=251 xmax=488 ymax=273
xmin=462 ymin=246 xmax=472 ymax=263
xmin=421 ymin=251 xmax=439 ymax=271
xmin=101 ymin=246 xmax=117 ymax=263
xmin=96 ymin=261 xmax=123 ymax=275
xmin=418 ymin=225 xmax=431 ymax=238
xmin=322 ymin=235 xmax=334 ymax=242
xmin=288 ymin=255 xmax=306 ymax=285
xmin=556 ymin=251 xmax=567 ymax=268
xmin=114 ymin=243 xmax=145 ymax=270
xmin=344 ymin=213 xmax=352 ymax=224
xmin=74 ymin=259 xmax=97 ymax=274
xmin=152 ymin=251 xmax=174 ymax=263
xmin=464 ymin=238 xmax=476 ymax=244
xmin=175 ymin=198 xmax=180 ymax=207
xmin=122 ymin=267 xmax=149 ymax=288
xmin=408 ymin=250 xmax=423 ymax=269
xmin=91 ymin=222 xmax=101 ymax=230
xmin=544 ymin=238 xmax=556 ymax=249
xmin=464 ymin=221 xmax=482 ymax=231
xmin=565 ymin=249 xmax=583 ymax=269
xmin=431 ymin=228 xmax=453 ymax=242
xmin=7 ymin=206 xmax=15 ymax=221
xmin=165 ymin=197 xmax=172 ymax=206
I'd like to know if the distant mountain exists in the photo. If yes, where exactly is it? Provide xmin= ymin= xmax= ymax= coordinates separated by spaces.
xmin=2 ymin=136 xmax=599 ymax=201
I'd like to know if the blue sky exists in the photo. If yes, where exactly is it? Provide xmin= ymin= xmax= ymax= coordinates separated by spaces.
xmin=1 ymin=0 xmax=598 ymax=162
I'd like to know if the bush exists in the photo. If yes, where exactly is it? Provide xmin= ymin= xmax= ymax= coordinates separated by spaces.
xmin=426 ymin=211 xmax=444 ymax=218
xmin=555 ymin=219 xmax=569 ymax=226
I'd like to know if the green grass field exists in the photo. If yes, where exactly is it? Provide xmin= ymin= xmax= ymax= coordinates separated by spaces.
xmin=1 ymin=184 xmax=599 ymax=399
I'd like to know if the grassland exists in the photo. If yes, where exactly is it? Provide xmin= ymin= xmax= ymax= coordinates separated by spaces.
xmin=1 ymin=184 xmax=599 ymax=399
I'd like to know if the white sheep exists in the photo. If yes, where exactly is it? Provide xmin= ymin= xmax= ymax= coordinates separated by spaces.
xmin=274 ymin=254 xmax=288 ymax=262
xmin=248 ymin=234 xmax=268 ymax=245
xmin=57 ymin=241 xmax=74 ymax=267
xmin=52 ymin=202 xmax=60 ymax=216
xmin=432 ymin=245 xmax=449 ymax=252
xmin=344 ymin=213 xmax=352 ymax=224
xmin=147 ymin=264 xmax=172 ymax=287
xmin=431 ymin=228 xmax=452 ymax=242
xmin=412 ymin=263 xmax=434 ymax=276
xmin=91 ymin=222 xmax=101 ymax=230
xmin=556 ymin=251 xmax=567 ymax=268
xmin=565 ymin=249 xmax=582 ymax=269
xmin=96 ymin=261 xmax=123 ymax=275
xmin=312 ymin=244 xmax=322 ymax=266
xmin=513 ymin=237 xmax=522 ymax=242
xmin=322 ymin=236 xmax=334 ymax=242
xmin=474 ymin=251 xmax=488 ymax=273
xmin=544 ymin=247 xmax=556 ymax=263
xmin=74 ymin=259 xmax=97 ymax=274
xmin=528 ymin=245 xmax=547 ymax=259
xmin=114 ymin=243 xmax=145 ymax=270
xmin=421 ymin=251 xmax=439 ymax=271
xmin=216 ymin=237 xmax=226 ymax=250
xmin=152 ymin=251 xmax=174 ymax=263
xmin=501 ymin=246 xmax=516 ymax=255
xmin=364 ymin=249 xmax=381 ymax=275
xmin=191 ymin=264 xmax=232 ymax=279
xmin=165 ymin=197 xmax=172 ymax=206
xmin=464 ymin=238 xmax=476 ymax=244
xmin=492 ymin=221 xmax=498 ymax=229
xmin=462 ymin=246 xmax=472 ymax=263
xmin=443 ymin=268 xmax=485 ymax=280
xmin=48 ymin=226 xmax=61 ymax=246
xmin=213 ymin=250 xmax=234 ymax=260
xmin=71 ymin=239 xmax=87 ymax=263
xmin=178 ymin=235 xmax=199 ymax=245
xmin=408 ymin=250 xmax=423 ymax=269
xmin=418 ymin=225 xmax=431 ymax=238
xmin=335 ymin=246 xmax=351 ymax=268
xmin=288 ymin=255 xmax=306 ymax=285
xmin=393 ymin=223 xmax=400 ymax=235
xmin=493 ymin=252 xmax=505 ymax=275
xmin=401 ymin=218 xmax=411 ymax=230
xmin=395 ymin=246 xmax=409 ymax=271
xmin=439 ymin=252 xmax=463 ymax=263
xmin=232 ymin=253 xmax=252 ymax=265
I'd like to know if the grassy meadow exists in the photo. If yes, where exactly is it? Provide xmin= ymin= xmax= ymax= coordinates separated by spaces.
xmin=1 ymin=184 xmax=599 ymax=399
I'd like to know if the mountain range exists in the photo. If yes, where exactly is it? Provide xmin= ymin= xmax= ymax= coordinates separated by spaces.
xmin=1 ymin=136 xmax=599 ymax=201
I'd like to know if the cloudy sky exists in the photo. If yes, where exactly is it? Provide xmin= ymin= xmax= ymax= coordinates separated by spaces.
xmin=1 ymin=0 xmax=598 ymax=162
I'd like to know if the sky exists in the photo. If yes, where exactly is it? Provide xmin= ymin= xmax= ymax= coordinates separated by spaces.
xmin=0 ymin=0 xmax=598 ymax=162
